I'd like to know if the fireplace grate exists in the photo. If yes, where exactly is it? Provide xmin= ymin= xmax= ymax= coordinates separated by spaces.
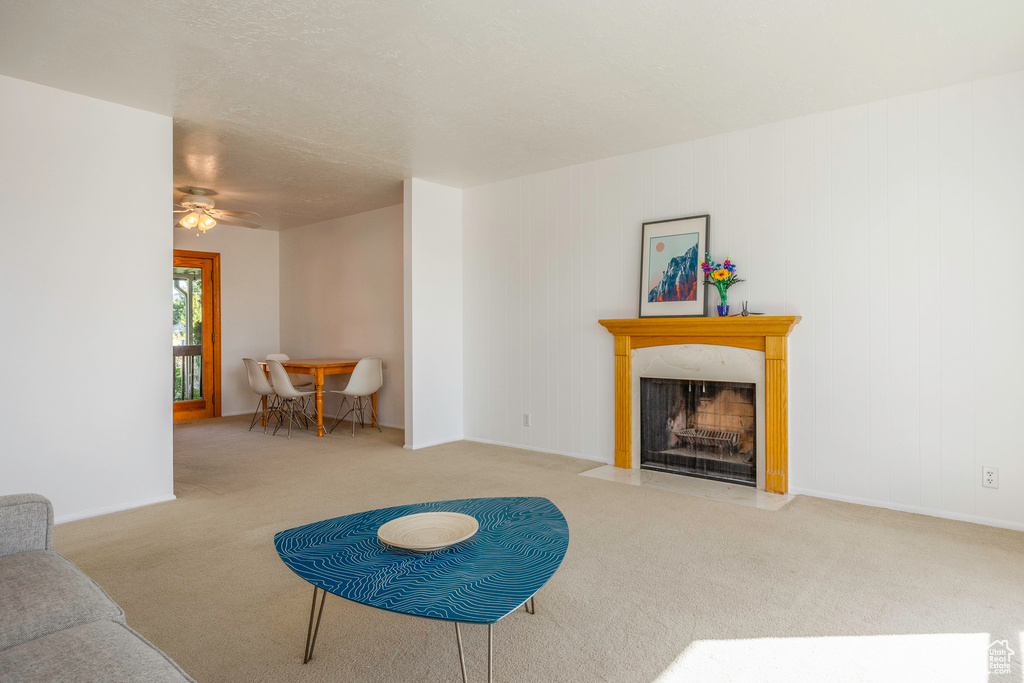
xmin=671 ymin=428 xmax=740 ymax=456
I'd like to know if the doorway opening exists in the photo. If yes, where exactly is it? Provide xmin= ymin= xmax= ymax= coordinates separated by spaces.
xmin=173 ymin=250 xmax=221 ymax=422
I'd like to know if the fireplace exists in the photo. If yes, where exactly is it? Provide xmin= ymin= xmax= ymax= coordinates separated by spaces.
xmin=599 ymin=316 xmax=800 ymax=494
xmin=640 ymin=377 xmax=757 ymax=487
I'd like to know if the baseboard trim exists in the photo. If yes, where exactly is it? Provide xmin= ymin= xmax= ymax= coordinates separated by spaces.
xmin=789 ymin=486 xmax=1024 ymax=532
xmin=55 ymin=494 xmax=177 ymax=525
xmin=461 ymin=440 xmax=1024 ymax=531
xmin=463 ymin=436 xmax=608 ymax=464
xmin=404 ymin=435 xmax=465 ymax=450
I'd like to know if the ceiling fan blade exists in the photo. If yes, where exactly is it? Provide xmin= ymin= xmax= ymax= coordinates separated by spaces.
xmin=209 ymin=209 xmax=261 ymax=219
xmin=214 ymin=215 xmax=261 ymax=229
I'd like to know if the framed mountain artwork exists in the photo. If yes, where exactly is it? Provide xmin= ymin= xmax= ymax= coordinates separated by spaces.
xmin=639 ymin=214 xmax=710 ymax=318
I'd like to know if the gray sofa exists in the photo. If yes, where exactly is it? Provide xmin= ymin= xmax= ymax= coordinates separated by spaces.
xmin=0 ymin=494 xmax=195 ymax=682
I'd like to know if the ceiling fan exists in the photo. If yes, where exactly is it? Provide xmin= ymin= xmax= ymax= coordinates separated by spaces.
xmin=173 ymin=187 xmax=262 ymax=232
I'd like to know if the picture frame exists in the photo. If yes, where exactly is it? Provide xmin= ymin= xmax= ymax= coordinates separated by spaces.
xmin=638 ymin=214 xmax=710 ymax=318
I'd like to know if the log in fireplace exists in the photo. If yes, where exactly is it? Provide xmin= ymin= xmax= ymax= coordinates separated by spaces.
xmin=640 ymin=377 xmax=757 ymax=486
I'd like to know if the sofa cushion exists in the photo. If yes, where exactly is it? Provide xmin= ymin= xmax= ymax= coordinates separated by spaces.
xmin=0 ymin=495 xmax=53 ymax=558
xmin=0 ymin=619 xmax=195 ymax=683
xmin=0 ymin=550 xmax=124 ymax=651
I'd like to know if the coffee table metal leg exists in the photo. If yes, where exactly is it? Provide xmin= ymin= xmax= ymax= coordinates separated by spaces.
xmin=454 ymin=622 xmax=493 ymax=682
xmin=303 ymin=586 xmax=327 ymax=664
xmin=455 ymin=622 xmax=468 ymax=683
xmin=524 ymin=596 xmax=535 ymax=615
xmin=303 ymin=587 xmax=318 ymax=662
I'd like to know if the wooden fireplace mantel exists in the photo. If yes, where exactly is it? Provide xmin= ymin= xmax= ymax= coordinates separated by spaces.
xmin=598 ymin=316 xmax=801 ymax=494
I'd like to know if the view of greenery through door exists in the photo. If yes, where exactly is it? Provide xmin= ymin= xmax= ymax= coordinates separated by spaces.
xmin=173 ymin=266 xmax=203 ymax=401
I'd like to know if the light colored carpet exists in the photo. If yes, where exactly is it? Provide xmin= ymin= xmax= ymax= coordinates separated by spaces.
xmin=55 ymin=417 xmax=1024 ymax=683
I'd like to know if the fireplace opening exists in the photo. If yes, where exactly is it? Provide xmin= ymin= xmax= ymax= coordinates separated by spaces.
xmin=640 ymin=378 xmax=756 ymax=487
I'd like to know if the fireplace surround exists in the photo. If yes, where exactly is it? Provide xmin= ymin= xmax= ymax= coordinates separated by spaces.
xmin=599 ymin=316 xmax=800 ymax=494
xmin=633 ymin=344 xmax=766 ymax=488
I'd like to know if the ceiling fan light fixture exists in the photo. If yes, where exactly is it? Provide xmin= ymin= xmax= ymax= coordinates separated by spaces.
xmin=173 ymin=188 xmax=261 ymax=231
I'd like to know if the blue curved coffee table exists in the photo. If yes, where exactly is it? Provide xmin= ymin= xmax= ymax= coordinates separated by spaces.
xmin=274 ymin=497 xmax=569 ymax=681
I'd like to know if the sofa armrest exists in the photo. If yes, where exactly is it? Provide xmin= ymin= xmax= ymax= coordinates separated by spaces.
xmin=0 ymin=494 xmax=54 ymax=557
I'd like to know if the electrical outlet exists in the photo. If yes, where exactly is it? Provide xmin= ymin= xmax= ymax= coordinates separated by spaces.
xmin=982 ymin=466 xmax=999 ymax=489
xmin=522 ymin=413 xmax=531 ymax=427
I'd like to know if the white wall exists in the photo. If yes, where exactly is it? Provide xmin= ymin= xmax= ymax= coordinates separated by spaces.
xmin=404 ymin=179 xmax=464 ymax=448
xmin=279 ymin=204 xmax=404 ymax=427
xmin=0 ymin=74 xmax=174 ymax=522
xmin=174 ymin=224 xmax=280 ymax=417
xmin=463 ymin=70 xmax=1024 ymax=530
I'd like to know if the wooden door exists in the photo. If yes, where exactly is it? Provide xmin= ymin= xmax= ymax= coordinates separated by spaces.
xmin=173 ymin=250 xmax=221 ymax=422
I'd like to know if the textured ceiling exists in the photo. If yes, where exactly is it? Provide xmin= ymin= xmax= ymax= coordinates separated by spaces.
xmin=2 ymin=0 xmax=1023 ymax=229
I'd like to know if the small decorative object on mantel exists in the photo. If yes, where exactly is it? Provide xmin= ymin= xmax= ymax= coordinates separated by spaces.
xmin=740 ymin=301 xmax=764 ymax=316
xmin=700 ymin=253 xmax=744 ymax=316
xmin=639 ymin=214 xmax=710 ymax=318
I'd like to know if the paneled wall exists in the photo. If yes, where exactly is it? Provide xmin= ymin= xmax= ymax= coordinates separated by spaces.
xmin=463 ymin=70 xmax=1024 ymax=528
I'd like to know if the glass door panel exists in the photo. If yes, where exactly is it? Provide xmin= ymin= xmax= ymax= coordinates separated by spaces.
xmin=173 ymin=266 xmax=204 ymax=401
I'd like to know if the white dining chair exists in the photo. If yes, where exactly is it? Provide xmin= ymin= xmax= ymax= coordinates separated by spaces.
xmin=266 ymin=359 xmax=316 ymax=439
xmin=265 ymin=353 xmax=314 ymax=390
xmin=243 ymin=358 xmax=279 ymax=434
xmin=328 ymin=358 xmax=383 ymax=437
xmin=266 ymin=352 xmax=316 ymax=419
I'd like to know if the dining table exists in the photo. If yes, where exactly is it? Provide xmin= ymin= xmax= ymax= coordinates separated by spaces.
xmin=259 ymin=358 xmax=377 ymax=437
